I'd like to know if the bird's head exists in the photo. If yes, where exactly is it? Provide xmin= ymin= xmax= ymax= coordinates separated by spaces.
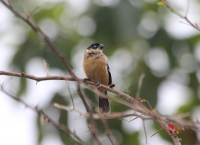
xmin=87 ymin=43 xmax=104 ymax=51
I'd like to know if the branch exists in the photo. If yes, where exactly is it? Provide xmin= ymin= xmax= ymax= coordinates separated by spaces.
xmin=0 ymin=70 xmax=182 ymax=143
xmin=0 ymin=0 xmax=186 ymax=144
xmin=0 ymin=0 xmax=73 ymax=74
xmin=101 ymin=119 xmax=117 ymax=145
xmin=0 ymin=0 xmax=101 ymax=143
xmin=0 ymin=85 xmax=86 ymax=145
xmin=1 ymin=69 xmax=199 ymax=130
xmin=0 ymin=71 xmax=74 ymax=82
xmin=160 ymin=0 xmax=200 ymax=31
xmin=54 ymin=103 xmax=152 ymax=120
xmin=76 ymin=84 xmax=102 ymax=144
xmin=164 ymin=115 xmax=200 ymax=131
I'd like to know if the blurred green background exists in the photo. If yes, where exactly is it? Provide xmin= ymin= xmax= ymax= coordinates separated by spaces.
xmin=1 ymin=0 xmax=200 ymax=144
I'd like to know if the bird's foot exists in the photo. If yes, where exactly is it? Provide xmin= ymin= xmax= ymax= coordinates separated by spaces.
xmin=83 ymin=78 xmax=90 ymax=83
xmin=109 ymin=83 xmax=115 ymax=88
xmin=95 ymin=82 xmax=101 ymax=89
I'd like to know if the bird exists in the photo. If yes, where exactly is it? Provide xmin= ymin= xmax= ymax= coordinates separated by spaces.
xmin=83 ymin=43 xmax=112 ymax=114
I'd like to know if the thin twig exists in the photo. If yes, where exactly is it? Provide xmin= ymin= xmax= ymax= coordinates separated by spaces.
xmin=0 ymin=0 xmax=101 ymax=143
xmin=2 ymin=76 xmax=13 ymax=87
xmin=0 ymin=70 xmax=182 ymax=143
xmin=0 ymin=85 xmax=86 ymax=145
xmin=147 ymin=100 xmax=153 ymax=111
xmin=54 ymin=103 xmax=151 ymax=120
xmin=65 ymin=81 xmax=75 ymax=108
xmin=185 ymin=0 xmax=190 ymax=17
xmin=24 ymin=5 xmax=40 ymax=20
xmin=135 ymin=73 xmax=145 ymax=99
xmin=43 ymin=60 xmax=50 ymax=76
xmin=129 ymin=113 xmax=143 ymax=122
xmin=0 ymin=0 xmax=189 ymax=144
xmin=2 ymin=0 xmax=73 ymax=73
xmin=101 ymin=119 xmax=117 ymax=145
xmin=2 ymin=1 xmax=102 ymax=143
xmin=151 ymin=128 xmax=163 ymax=138
xmin=76 ymin=84 xmax=102 ymax=144
xmin=143 ymin=120 xmax=148 ymax=144
xmin=160 ymin=0 xmax=200 ymax=31
xmin=0 ymin=71 xmax=74 ymax=81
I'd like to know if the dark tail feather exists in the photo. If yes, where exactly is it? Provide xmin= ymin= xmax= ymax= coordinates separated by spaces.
xmin=99 ymin=98 xmax=110 ymax=114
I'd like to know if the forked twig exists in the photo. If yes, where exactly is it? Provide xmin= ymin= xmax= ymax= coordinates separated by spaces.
xmin=160 ymin=0 xmax=200 ymax=31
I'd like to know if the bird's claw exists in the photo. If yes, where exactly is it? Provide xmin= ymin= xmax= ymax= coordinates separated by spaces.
xmin=83 ymin=78 xmax=90 ymax=83
xmin=95 ymin=82 xmax=101 ymax=89
xmin=109 ymin=83 xmax=115 ymax=88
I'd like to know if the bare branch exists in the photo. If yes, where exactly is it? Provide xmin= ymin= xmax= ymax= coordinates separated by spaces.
xmin=135 ymin=73 xmax=145 ymax=99
xmin=160 ymin=0 xmax=200 ymax=31
xmin=76 ymin=84 xmax=102 ymax=144
xmin=1 ymin=1 xmax=103 ymax=143
xmin=65 ymin=81 xmax=75 ymax=108
xmin=185 ymin=0 xmax=190 ymax=17
xmin=0 ymin=70 xmax=182 ymax=143
xmin=54 ymin=103 xmax=151 ymax=120
xmin=151 ymin=128 xmax=163 ymax=138
xmin=1 ymin=0 xmax=197 ymax=144
xmin=1 ymin=0 xmax=73 ymax=74
xmin=43 ymin=60 xmax=50 ymax=76
xmin=129 ymin=113 xmax=143 ymax=122
xmin=101 ymin=119 xmax=117 ymax=145
xmin=0 ymin=85 xmax=86 ymax=145
xmin=143 ymin=120 xmax=148 ymax=144
xmin=0 ymin=71 xmax=74 ymax=82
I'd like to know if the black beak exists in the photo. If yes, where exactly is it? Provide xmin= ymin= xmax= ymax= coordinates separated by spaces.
xmin=99 ymin=44 xmax=104 ymax=49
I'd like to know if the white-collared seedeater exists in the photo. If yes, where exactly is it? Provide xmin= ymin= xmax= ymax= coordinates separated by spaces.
xmin=83 ymin=43 xmax=112 ymax=114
